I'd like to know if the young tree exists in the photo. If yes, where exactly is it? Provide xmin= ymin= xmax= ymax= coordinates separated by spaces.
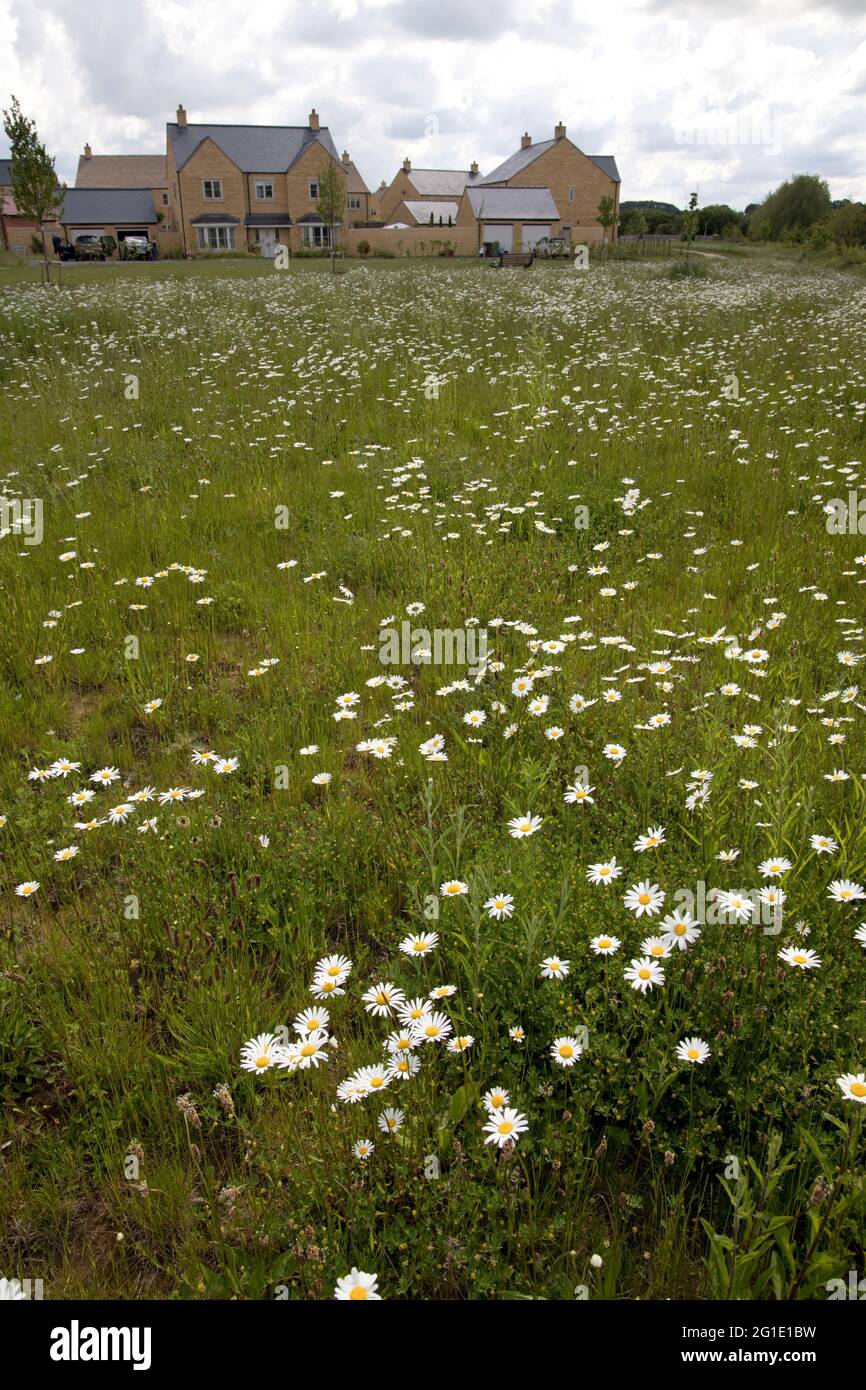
xmin=682 ymin=191 xmax=699 ymax=259
xmin=315 ymin=162 xmax=345 ymax=273
xmin=597 ymin=195 xmax=616 ymax=258
xmin=2 ymin=96 xmax=64 ymax=266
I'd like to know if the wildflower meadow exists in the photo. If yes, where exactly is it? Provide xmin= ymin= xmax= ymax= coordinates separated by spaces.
xmin=1 ymin=253 xmax=865 ymax=1303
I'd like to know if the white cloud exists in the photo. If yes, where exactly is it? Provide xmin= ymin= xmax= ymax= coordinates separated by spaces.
xmin=2 ymin=0 xmax=864 ymax=207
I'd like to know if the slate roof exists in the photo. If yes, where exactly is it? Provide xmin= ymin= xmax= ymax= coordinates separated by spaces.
xmin=0 ymin=158 xmax=13 ymax=187
xmin=76 ymin=154 xmax=167 ymax=188
xmin=465 ymin=186 xmax=559 ymax=220
xmin=191 ymin=212 xmax=241 ymax=225
xmin=406 ymin=168 xmax=483 ymax=197
xmin=342 ymin=158 xmax=370 ymax=195
xmin=402 ymin=200 xmax=459 ymax=225
xmin=59 ymin=187 xmax=157 ymax=225
xmin=245 ymin=213 xmax=292 ymax=226
xmin=168 ymin=123 xmax=340 ymax=173
xmin=479 ymin=140 xmax=621 ymax=186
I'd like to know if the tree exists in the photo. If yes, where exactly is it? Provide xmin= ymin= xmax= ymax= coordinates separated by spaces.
xmin=2 ymin=96 xmax=64 ymax=266
xmin=315 ymin=162 xmax=345 ymax=272
xmin=619 ymin=208 xmax=647 ymax=237
xmin=750 ymin=174 xmax=831 ymax=241
xmin=682 ymin=191 xmax=699 ymax=257
xmin=597 ymin=195 xmax=616 ymax=258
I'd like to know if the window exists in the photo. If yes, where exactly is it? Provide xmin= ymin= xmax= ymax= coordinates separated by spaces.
xmin=302 ymin=224 xmax=332 ymax=248
xmin=202 ymin=179 xmax=223 ymax=200
xmin=255 ymin=181 xmax=274 ymax=200
xmin=196 ymin=225 xmax=235 ymax=250
xmin=161 ymin=192 xmax=169 ymax=207
xmin=568 ymin=187 xmax=575 ymax=202
xmin=347 ymin=195 xmax=361 ymax=210
xmin=308 ymin=180 xmax=319 ymax=200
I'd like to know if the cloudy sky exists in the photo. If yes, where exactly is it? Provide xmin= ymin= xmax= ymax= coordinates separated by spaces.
xmin=2 ymin=0 xmax=864 ymax=209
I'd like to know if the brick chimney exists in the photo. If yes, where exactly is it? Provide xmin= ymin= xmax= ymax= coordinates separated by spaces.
xmin=470 ymin=160 xmax=478 ymax=175
xmin=83 ymin=143 xmax=92 ymax=159
xmin=402 ymin=156 xmax=411 ymax=172
xmin=309 ymin=108 xmax=320 ymax=131
xmin=521 ymin=132 xmax=532 ymax=149
xmin=555 ymin=120 xmax=566 ymax=140
xmin=341 ymin=150 xmax=350 ymax=165
xmin=176 ymin=104 xmax=187 ymax=128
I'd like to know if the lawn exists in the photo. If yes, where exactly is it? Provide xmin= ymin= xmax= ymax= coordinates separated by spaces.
xmin=1 ymin=252 xmax=865 ymax=1301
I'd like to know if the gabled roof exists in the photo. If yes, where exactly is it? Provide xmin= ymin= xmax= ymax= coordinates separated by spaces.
xmin=168 ymin=123 xmax=340 ymax=173
xmin=342 ymin=158 xmax=370 ymax=195
xmin=478 ymin=140 xmax=556 ymax=185
xmin=402 ymin=200 xmax=459 ymax=225
xmin=76 ymin=154 xmax=167 ymax=188
xmin=466 ymin=185 xmax=559 ymax=220
xmin=480 ymin=139 xmax=621 ymax=186
xmin=0 ymin=158 xmax=13 ymax=187
xmin=60 ymin=187 xmax=158 ymax=225
xmin=588 ymin=155 xmax=621 ymax=183
xmin=406 ymin=168 xmax=483 ymax=197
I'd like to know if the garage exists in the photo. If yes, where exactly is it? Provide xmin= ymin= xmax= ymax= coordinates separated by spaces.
xmin=482 ymin=223 xmax=513 ymax=252
xmin=521 ymin=223 xmax=552 ymax=251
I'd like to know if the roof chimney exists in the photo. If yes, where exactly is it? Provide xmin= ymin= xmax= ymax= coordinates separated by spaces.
xmin=470 ymin=160 xmax=478 ymax=176
xmin=402 ymin=156 xmax=411 ymax=173
xmin=83 ymin=143 xmax=92 ymax=159
xmin=341 ymin=150 xmax=350 ymax=165
xmin=521 ymin=132 xmax=532 ymax=149
xmin=176 ymin=104 xmax=187 ymax=128
xmin=309 ymin=108 xmax=320 ymax=131
xmin=554 ymin=120 xmax=566 ymax=140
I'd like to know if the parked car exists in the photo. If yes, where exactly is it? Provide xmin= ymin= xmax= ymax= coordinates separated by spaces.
xmin=73 ymin=235 xmax=106 ymax=261
xmin=121 ymin=236 xmax=156 ymax=261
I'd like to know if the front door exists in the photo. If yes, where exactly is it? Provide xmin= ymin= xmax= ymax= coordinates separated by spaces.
xmin=259 ymin=228 xmax=278 ymax=258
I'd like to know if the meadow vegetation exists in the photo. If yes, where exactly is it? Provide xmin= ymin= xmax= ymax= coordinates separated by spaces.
xmin=1 ymin=252 xmax=865 ymax=1300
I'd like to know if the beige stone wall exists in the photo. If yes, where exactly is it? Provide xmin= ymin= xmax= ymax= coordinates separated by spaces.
xmin=175 ymin=138 xmax=246 ymax=252
xmin=341 ymin=224 xmax=475 ymax=257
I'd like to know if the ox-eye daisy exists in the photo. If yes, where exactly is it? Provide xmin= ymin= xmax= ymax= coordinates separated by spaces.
xmin=334 ymin=1268 xmax=380 ymax=1300
xmin=676 ymin=1037 xmax=711 ymax=1065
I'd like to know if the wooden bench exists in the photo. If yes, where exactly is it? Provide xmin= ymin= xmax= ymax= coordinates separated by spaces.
xmin=502 ymin=252 xmax=534 ymax=268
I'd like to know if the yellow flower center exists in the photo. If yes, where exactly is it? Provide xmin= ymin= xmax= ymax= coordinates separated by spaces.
xmin=376 ymin=993 xmax=387 ymax=1005
xmin=560 ymin=1045 xmax=573 ymax=1058
xmin=793 ymin=954 xmax=807 ymax=964
xmin=412 ymin=942 xmax=426 ymax=951
xmin=598 ymin=939 xmax=611 ymax=949
xmin=370 ymin=1076 xmax=383 ymax=1087
xmin=638 ymin=892 xmax=651 ymax=905
xmin=327 ymin=965 xmax=341 ymax=976
xmin=300 ymin=1044 xmax=316 ymax=1058
xmin=498 ymin=1121 xmax=514 ymax=1135
xmin=850 ymin=1082 xmax=866 ymax=1098
xmin=424 ymin=1025 xmax=438 ymax=1037
xmin=255 ymin=1055 xmax=270 ymax=1068
xmin=687 ymin=1048 xmax=699 ymax=1060
xmin=639 ymin=968 xmax=651 ymax=980
xmin=674 ymin=923 xmax=686 ymax=935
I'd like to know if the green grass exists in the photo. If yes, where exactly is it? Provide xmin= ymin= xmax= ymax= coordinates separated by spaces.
xmin=1 ymin=253 xmax=865 ymax=1301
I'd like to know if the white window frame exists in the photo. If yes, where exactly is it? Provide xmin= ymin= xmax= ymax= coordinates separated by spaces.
xmin=347 ymin=195 xmax=361 ymax=210
xmin=254 ymin=181 xmax=274 ymax=200
xmin=161 ymin=192 xmax=169 ymax=206
xmin=308 ymin=180 xmax=319 ymax=200
xmin=302 ymin=224 xmax=332 ymax=248
xmin=568 ymin=187 xmax=576 ymax=202
xmin=196 ymin=225 xmax=235 ymax=250
xmin=202 ymin=179 xmax=223 ymax=200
